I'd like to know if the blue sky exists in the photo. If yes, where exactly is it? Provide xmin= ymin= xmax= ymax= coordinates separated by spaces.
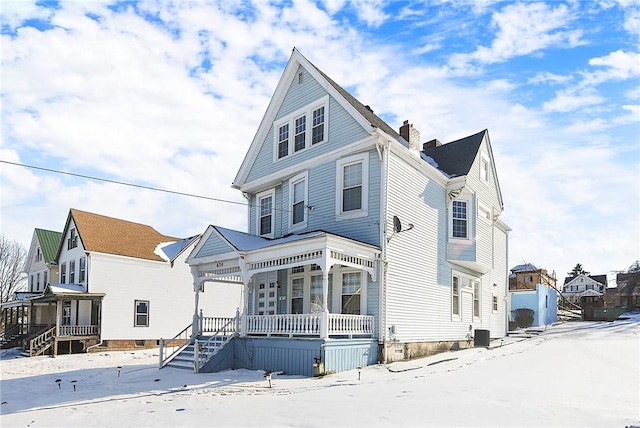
xmin=1 ymin=0 xmax=638 ymax=281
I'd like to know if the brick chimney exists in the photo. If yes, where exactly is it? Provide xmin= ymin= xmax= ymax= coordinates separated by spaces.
xmin=399 ymin=120 xmax=421 ymax=156
xmin=423 ymin=139 xmax=442 ymax=151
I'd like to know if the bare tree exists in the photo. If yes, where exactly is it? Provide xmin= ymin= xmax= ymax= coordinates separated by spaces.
xmin=0 ymin=234 xmax=27 ymax=304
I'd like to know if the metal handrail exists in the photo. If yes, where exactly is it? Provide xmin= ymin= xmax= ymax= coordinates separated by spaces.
xmin=158 ymin=323 xmax=193 ymax=368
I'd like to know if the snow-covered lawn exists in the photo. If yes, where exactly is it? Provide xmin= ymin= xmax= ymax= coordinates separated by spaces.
xmin=2 ymin=314 xmax=639 ymax=427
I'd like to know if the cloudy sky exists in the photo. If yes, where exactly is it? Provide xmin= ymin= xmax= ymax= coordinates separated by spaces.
xmin=1 ymin=0 xmax=638 ymax=282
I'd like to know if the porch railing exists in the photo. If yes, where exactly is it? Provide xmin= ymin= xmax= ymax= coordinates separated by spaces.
xmin=195 ymin=316 xmax=239 ymax=373
xmin=245 ymin=313 xmax=374 ymax=338
xmin=328 ymin=314 xmax=375 ymax=337
xmin=159 ymin=323 xmax=194 ymax=368
xmin=59 ymin=325 xmax=99 ymax=336
xmin=28 ymin=326 xmax=56 ymax=357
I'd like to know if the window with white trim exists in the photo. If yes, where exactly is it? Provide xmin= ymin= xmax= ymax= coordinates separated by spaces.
xmin=67 ymin=228 xmax=78 ymax=250
xmin=62 ymin=300 xmax=71 ymax=325
xmin=274 ymin=97 xmax=327 ymax=160
xmin=452 ymin=275 xmax=461 ymax=316
xmin=69 ymin=260 xmax=76 ymax=284
xmin=30 ymin=274 xmax=34 ymax=291
xmin=492 ymin=295 xmax=498 ymax=312
xmin=36 ymin=273 xmax=40 ymax=290
xmin=289 ymin=173 xmax=307 ymax=228
xmin=291 ymin=277 xmax=304 ymax=314
xmin=79 ymin=257 xmax=86 ymax=283
xmin=256 ymin=190 xmax=275 ymax=237
xmin=310 ymin=275 xmax=323 ymax=313
xmin=60 ymin=262 xmax=67 ymax=284
xmin=134 ymin=300 xmax=149 ymax=327
xmin=341 ymin=271 xmax=361 ymax=315
xmin=473 ymin=281 xmax=480 ymax=318
xmin=480 ymin=155 xmax=490 ymax=183
xmin=36 ymin=247 xmax=42 ymax=262
xmin=452 ymin=200 xmax=468 ymax=239
xmin=43 ymin=271 xmax=48 ymax=289
xmin=336 ymin=154 xmax=368 ymax=218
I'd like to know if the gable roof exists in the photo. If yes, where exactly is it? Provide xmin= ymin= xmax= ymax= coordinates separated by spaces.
xmin=422 ymin=129 xmax=486 ymax=178
xmin=564 ymin=273 xmax=607 ymax=286
xmin=35 ymin=228 xmax=63 ymax=263
xmin=59 ymin=209 xmax=179 ymax=262
xmin=234 ymin=48 xmax=398 ymax=188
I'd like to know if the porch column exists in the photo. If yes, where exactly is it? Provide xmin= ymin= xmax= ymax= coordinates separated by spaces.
xmin=240 ymin=280 xmax=249 ymax=336
xmin=320 ymin=270 xmax=330 ymax=339
xmin=192 ymin=279 xmax=201 ymax=338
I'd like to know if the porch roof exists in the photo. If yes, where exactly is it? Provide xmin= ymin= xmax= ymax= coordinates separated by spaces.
xmin=30 ymin=283 xmax=105 ymax=303
xmin=191 ymin=227 xmax=380 ymax=284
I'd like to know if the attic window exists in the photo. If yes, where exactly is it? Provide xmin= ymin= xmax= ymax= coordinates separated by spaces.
xmin=273 ymin=96 xmax=328 ymax=161
xmin=298 ymin=72 xmax=303 ymax=84
xmin=67 ymin=228 xmax=78 ymax=250
xmin=480 ymin=155 xmax=490 ymax=183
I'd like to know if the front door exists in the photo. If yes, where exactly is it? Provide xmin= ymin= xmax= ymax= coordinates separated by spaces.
xmin=255 ymin=272 xmax=277 ymax=315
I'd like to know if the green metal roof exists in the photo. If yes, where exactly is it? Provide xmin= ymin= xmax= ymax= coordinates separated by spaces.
xmin=35 ymin=228 xmax=63 ymax=263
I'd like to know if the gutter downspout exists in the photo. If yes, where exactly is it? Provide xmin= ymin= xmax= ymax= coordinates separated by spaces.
xmin=378 ymin=139 xmax=391 ymax=364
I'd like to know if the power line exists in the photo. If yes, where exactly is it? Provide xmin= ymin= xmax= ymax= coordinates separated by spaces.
xmin=0 ymin=159 xmax=247 ymax=207
xmin=0 ymin=159 xmax=381 ymax=227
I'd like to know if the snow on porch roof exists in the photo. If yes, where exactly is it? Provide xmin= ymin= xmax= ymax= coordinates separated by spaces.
xmin=214 ymin=226 xmax=327 ymax=252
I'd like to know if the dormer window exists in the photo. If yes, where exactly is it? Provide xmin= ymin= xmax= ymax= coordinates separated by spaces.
xmin=68 ymin=228 xmax=78 ymax=250
xmin=274 ymin=96 xmax=328 ymax=160
xmin=35 ymin=247 xmax=42 ymax=262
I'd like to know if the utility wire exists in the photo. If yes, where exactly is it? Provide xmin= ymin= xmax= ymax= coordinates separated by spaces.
xmin=0 ymin=159 xmax=381 ymax=227
xmin=0 ymin=159 xmax=247 ymax=206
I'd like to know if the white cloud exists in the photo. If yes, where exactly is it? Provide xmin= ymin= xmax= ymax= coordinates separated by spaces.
xmin=542 ymin=88 xmax=605 ymax=112
xmin=449 ymin=2 xmax=584 ymax=71
xmin=582 ymin=50 xmax=640 ymax=86
xmin=527 ymin=71 xmax=573 ymax=85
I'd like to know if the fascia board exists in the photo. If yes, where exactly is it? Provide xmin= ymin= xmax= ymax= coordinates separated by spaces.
xmin=481 ymin=131 xmax=504 ymax=211
xmin=190 ymin=251 xmax=243 ymax=267
xmin=234 ymin=51 xmax=306 ymax=187
xmin=384 ymin=134 xmax=450 ymax=187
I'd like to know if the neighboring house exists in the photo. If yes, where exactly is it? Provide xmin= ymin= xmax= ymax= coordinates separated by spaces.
xmin=182 ymin=48 xmax=510 ymax=376
xmin=508 ymin=264 xmax=558 ymax=328
xmin=562 ymin=274 xmax=607 ymax=306
xmin=509 ymin=263 xmax=556 ymax=291
xmin=606 ymin=272 xmax=640 ymax=310
xmin=4 ymin=208 xmax=241 ymax=356
xmin=1 ymin=229 xmax=62 ymax=348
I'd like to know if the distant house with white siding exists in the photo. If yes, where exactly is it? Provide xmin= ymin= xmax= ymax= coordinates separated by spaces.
xmin=181 ymin=48 xmax=510 ymax=376
xmin=3 ymin=208 xmax=241 ymax=356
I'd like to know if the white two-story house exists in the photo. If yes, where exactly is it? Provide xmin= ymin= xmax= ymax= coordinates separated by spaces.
xmin=183 ymin=48 xmax=510 ymax=376
xmin=18 ymin=208 xmax=241 ymax=356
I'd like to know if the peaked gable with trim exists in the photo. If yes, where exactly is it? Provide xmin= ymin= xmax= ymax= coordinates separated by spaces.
xmin=234 ymin=48 xmax=397 ymax=191
xmin=56 ymin=208 xmax=179 ymax=262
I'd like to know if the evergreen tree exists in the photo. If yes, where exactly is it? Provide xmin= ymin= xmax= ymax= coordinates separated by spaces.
xmin=568 ymin=263 xmax=589 ymax=277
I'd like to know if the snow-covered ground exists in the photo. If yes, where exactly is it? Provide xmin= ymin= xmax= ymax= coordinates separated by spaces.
xmin=1 ymin=314 xmax=639 ymax=428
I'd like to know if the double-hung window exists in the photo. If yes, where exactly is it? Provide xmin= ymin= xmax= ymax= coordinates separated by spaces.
xmin=341 ymin=272 xmax=361 ymax=315
xmin=336 ymin=154 xmax=368 ymax=218
xmin=289 ymin=173 xmax=307 ymax=228
xmin=60 ymin=262 xmax=67 ymax=284
xmin=278 ymin=124 xmax=289 ymax=159
xmin=480 ymin=155 xmax=490 ymax=183
xmin=312 ymin=106 xmax=324 ymax=144
xmin=69 ymin=260 xmax=76 ymax=284
xmin=294 ymin=115 xmax=306 ymax=152
xmin=291 ymin=277 xmax=304 ymax=314
xmin=257 ymin=190 xmax=275 ymax=237
xmin=274 ymin=96 xmax=328 ymax=160
xmin=79 ymin=257 xmax=86 ymax=282
xmin=452 ymin=200 xmax=468 ymax=239
xmin=473 ymin=281 xmax=480 ymax=318
xmin=310 ymin=275 xmax=323 ymax=313
xmin=452 ymin=276 xmax=461 ymax=316
xmin=134 ymin=300 xmax=149 ymax=327
xmin=43 ymin=271 xmax=48 ymax=288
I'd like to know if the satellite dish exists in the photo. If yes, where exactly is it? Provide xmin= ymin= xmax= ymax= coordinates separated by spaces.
xmin=393 ymin=215 xmax=402 ymax=233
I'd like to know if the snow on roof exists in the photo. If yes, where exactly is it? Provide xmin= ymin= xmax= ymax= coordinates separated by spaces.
xmin=215 ymin=226 xmax=325 ymax=251
xmin=155 ymin=235 xmax=199 ymax=262
xmin=48 ymin=283 xmax=87 ymax=293
xmin=510 ymin=263 xmax=538 ymax=272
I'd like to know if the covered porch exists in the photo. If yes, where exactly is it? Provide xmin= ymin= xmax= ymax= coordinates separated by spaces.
xmin=9 ymin=284 xmax=104 ymax=356
xmin=188 ymin=227 xmax=381 ymax=340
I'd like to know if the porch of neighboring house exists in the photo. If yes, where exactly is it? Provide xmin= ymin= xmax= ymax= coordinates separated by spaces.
xmin=160 ymin=229 xmax=381 ymax=376
xmin=1 ymin=286 xmax=104 ymax=357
